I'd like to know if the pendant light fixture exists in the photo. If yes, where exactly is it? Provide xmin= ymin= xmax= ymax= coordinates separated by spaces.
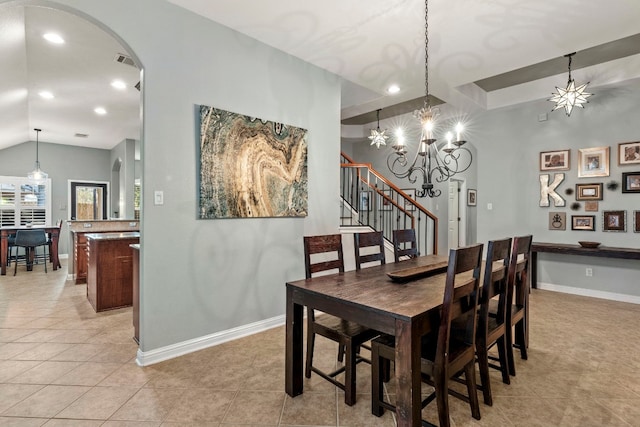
xmin=549 ymin=52 xmax=593 ymax=117
xmin=27 ymin=128 xmax=48 ymax=183
xmin=385 ymin=0 xmax=472 ymax=198
xmin=368 ymin=109 xmax=388 ymax=149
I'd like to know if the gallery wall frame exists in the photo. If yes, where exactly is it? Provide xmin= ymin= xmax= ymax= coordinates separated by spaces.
xmin=634 ymin=210 xmax=640 ymax=233
xmin=578 ymin=146 xmax=609 ymax=178
xmin=571 ymin=215 xmax=596 ymax=231
xmin=603 ymin=210 xmax=626 ymax=232
xmin=540 ymin=149 xmax=570 ymax=171
xmin=360 ymin=191 xmax=372 ymax=212
xmin=584 ymin=201 xmax=599 ymax=212
xmin=549 ymin=212 xmax=566 ymax=230
xmin=467 ymin=189 xmax=477 ymax=206
xmin=618 ymin=141 xmax=640 ymax=165
xmin=379 ymin=189 xmax=393 ymax=211
xmin=622 ymin=171 xmax=640 ymax=193
xmin=401 ymin=188 xmax=417 ymax=211
xmin=575 ymin=183 xmax=603 ymax=201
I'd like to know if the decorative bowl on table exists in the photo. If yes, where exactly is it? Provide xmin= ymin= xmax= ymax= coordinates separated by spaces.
xmin=578 ymin=241 xmax=600 ymax=248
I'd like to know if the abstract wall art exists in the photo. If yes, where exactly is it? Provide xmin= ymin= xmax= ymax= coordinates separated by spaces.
xmin=198 ymin=105 xmax=308 ymax=219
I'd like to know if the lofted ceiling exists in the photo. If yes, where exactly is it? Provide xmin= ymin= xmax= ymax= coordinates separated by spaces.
xmin=1 ymin=1 xmax=639 ymax=152
xmin=0 ymin=4 xmax=140 ymax=151
xmin=168 ymin=0 xmax=640 ymax=125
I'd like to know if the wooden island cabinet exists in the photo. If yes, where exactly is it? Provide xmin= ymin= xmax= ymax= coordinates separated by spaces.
xmin=68 ymin=220 xmax=139 ymax=284
xmin=86 ymin=232 xmax=140 ymax=312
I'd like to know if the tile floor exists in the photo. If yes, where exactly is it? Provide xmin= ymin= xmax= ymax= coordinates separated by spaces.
xmin=1 ymin=259 xmax=640 ymax=426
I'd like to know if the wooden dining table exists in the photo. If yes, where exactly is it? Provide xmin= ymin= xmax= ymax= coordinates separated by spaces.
xmin=0 ymin=225 xmax=62 ymax=275
xmin=285 ymin=254 xmax=451 ymax=427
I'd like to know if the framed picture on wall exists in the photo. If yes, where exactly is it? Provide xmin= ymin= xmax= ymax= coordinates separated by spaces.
xmin=622 ymin=171 xmax=640 ymax=193
xmin=467 ymin=189 xmax=477 ymax=206
xmin=571 ymin=215 xmax=596 ymax=231
xmin=540 ymin=149 xmax=570 ymax=171
xmin=584 ymin=201 xmax=599 ymax=212
xmin=360 ymin=191 xmax=371 ymax=211
xmin=548 ymin=212 xmax=566 ymax=230
xmin=603 ymin=210 xmax=626 ymax=232
xmin=379 ymin=189 xmax=393 ymax=211
xmin=634 ymin=211 xmax=640 ymax=233
xmin=618 ymin=141 xmax=640 ymax=165
xmin=578 ymin=147 xmax=610 ymax=178
xmin=401 ymin=188 xmax=416 ymax=211
xmin=575 ymin=183 xmax=603 ymax=201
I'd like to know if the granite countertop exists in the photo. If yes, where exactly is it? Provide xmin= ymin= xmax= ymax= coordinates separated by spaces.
xmin=84 ymin=232 xmax=140 ymax=240
xmin=130 ymin=244 xmax=140 ymax=250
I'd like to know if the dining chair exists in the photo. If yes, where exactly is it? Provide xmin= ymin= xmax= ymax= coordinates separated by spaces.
xmin=504 ymin=234 xmax=533 ymax=376
xmin=303 ymin=234 xmax=379 ymax=406
xmin=6 ymin=232 xmax=17 ymax=267
xmin=371 ymin=243 xmax=484 ymax=427
xmin=353 ymin=231 xmax=386 ymax=270
xmin=475 ymin=237 xmax=512 ymax=406
xmin=13 ymin=229 xmax=49 ymax=275
xmin=392 ymin=228 xmax=418 ymax=262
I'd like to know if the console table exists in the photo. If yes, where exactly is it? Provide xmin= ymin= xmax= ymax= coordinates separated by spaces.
xmin=531 ymin=242 xmax=640 ymax=289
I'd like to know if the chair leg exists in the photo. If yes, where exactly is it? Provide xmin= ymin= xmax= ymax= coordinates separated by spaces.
xmin=305 ymin=316 xmax=314 ymax=379
xmin=496 ymin=336 xmax=511 ymax=385
xmin=344 ymin=342 xmax=356 ymax=406
xmin=506 ymin=325 xmax=516 ymax=376
xmin=337 ymin=344 xmax=345 ymax=363
xmin=514 ymin=319 xmax=528 ymax=360
xmin=464 ymin=362 xmax=481 ymax=421
xmin=475 ymin=341 xmax=492 ymax=406
xmin=434 ymin=372 xmax=451 ymax=427
xmin=371 ymin=342 xmax=385 ymax=417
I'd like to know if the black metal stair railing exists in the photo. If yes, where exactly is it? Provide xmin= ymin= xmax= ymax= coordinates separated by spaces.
xmin=340 ymin=152 xmax=439 ymax=255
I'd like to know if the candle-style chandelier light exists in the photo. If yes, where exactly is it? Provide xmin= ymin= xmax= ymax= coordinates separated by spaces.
xmin=386 ymin=0 xmax=472 ymax=198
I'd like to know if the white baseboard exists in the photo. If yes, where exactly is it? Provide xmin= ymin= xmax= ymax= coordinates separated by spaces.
xmin=136 ymin=314 xmax=286 ymax=366
xmin=537 ymin=282 xmax=640 ymax=305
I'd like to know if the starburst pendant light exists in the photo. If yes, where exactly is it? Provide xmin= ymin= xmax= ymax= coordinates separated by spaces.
xmin=386 ymin=0 xmax=472 ymax=198
xmin=27 ymin=128 xmax=48 ymax=183
xmin=368 ymin=109 xmax=388 ymax=148
xmin=549 ymin=52 xmax=593 ymax=116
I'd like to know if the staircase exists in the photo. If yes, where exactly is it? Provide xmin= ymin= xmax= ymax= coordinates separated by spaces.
xmin=340 ymin=152 xmax=438 ymax=255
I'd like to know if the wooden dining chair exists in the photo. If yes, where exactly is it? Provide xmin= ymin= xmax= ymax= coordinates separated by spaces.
xmin=504 ymin=234 xmax=533 ymax=376
xmin=475 ymin=237 xmax=512 ymax=406
xmin=13 ymin=229 xmax=49 ymax=275
xmin=353 ymin=231 xmax=386 ymax=270
xmin=303 ymin=234 xmax=379 ymax=406
xmin=371 ymin=243 xmax=484 ymax=427
xmin=392 ymin=228 xmax=418 ymax=262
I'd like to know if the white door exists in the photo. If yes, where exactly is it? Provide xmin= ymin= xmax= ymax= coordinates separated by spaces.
xmin=448 ymin=180 xmax=459 ymax=249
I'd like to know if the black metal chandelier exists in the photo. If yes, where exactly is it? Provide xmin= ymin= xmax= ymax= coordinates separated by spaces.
xmin=386 ymin=0 xmax=472 ymax=198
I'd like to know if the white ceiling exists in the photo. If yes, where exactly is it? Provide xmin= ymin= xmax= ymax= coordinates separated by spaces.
xmin=0 ymin=5 xmax=140 ymax=151
xmin=1 ymin=1 xmax=639 ymax=151
xmin=168 ymin=0 xmax=640 ymax=121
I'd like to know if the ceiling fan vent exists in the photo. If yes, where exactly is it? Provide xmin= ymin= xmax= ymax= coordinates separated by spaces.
xmin=114 ymin=53 xmax=137 ymax=68
xmin=74 ymin=133 xmax=89 ymax=138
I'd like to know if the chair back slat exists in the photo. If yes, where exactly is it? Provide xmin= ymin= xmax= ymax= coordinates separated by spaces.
xmin=507 ymin=235 xmax=533 ymax=310
xmin=437 ymin=243 xmax=483 ymax=363
xmin=354 ymin=231 xmax=385 ymax=270
xmin=303 ymin=234 xmax=344 ymax=279
xmin=392 ymin=228 xmax=418 ymax=262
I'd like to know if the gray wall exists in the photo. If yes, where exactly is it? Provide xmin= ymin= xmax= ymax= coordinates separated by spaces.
xmin=30 ymin=0 xmax=341 ymax=352
xmin=474 ymin=80 xmax=640 ymax=297
xmin=110 ymin=138 xmax=136 ymax=219
xmin=0 ymin=140 xmax=111 ymax=255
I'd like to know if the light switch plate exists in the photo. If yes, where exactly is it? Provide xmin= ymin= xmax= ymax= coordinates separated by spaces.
xmin=154 ymin=190 xmax=164 ymax=205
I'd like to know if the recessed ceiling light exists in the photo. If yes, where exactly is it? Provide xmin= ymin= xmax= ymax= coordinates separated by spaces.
xmin=111 ymin=80 xmax=126 ymax=90
xmin=94 ymin=107 xmax=107 ymax=115
xmin=43 ymin=33 xmax=65 ymax=44
xmin=39 ymin=91 xmax=54 ymax=99
xmin=387 ymin=84 xmax=400 ymax=94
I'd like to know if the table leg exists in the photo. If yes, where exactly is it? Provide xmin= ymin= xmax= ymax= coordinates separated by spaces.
xmin=50 ymin=230 xmax=60 ymax=270
xmin=0 ymin=231 xmax=7 ymax=275
xmin=285 ymin=287 xmax=303 ymax=397
xmin=395 ymin=319 xmax=422 ymax=427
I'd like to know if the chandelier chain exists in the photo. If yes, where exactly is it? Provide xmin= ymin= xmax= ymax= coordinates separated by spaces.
xmin=423 ymin=0 xmax=429 ymax=109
